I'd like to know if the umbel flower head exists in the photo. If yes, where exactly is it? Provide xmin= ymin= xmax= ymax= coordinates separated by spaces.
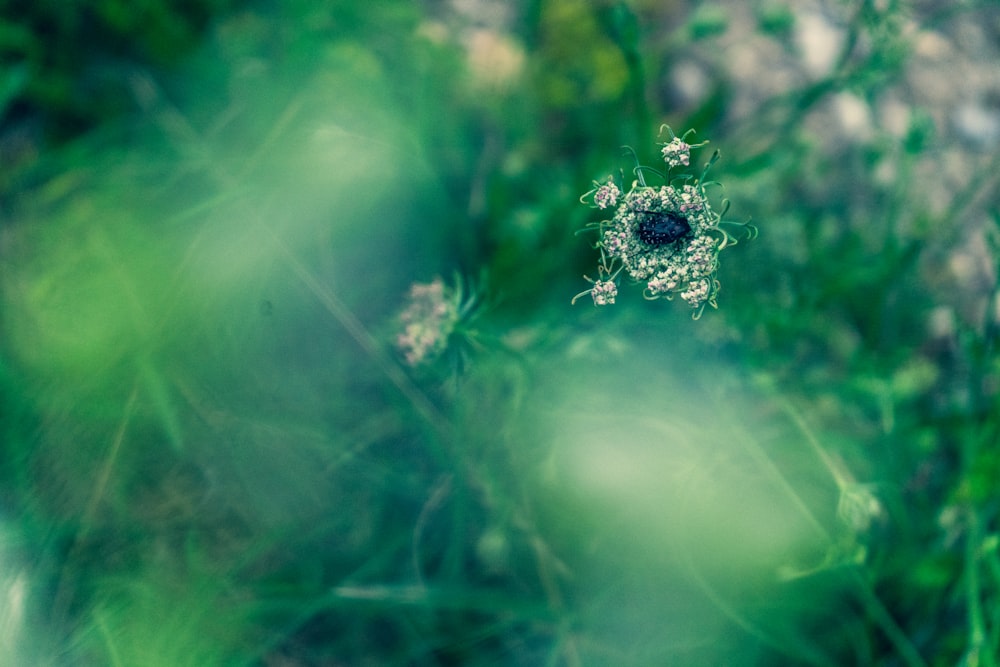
xmin=396 ymin=278 xmax=457 ymax=365
xmin=574 ymin=125 xmax=757 ymax=318
xmin=395 ymin=274 xmax=482 ymax=366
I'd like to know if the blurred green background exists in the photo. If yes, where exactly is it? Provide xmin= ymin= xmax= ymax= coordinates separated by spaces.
xmin=2 ymin=0 xmax=999 ymax=665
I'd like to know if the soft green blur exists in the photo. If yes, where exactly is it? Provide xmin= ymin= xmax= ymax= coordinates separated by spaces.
xmin=521 ymin=355 xmax=839 ymax=664
xmin=3 ymin=8 xmax=457 ymax=663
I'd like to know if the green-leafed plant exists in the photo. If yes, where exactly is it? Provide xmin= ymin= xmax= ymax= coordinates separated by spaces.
xmin=3 ymin=1 xmax=1000 ymax=666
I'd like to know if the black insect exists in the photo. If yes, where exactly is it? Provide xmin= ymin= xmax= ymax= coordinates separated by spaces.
xmin=636 ymin=210 xmax=691 ymax=245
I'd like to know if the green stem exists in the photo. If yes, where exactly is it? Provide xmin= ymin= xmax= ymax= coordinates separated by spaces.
xmin=965 ymin=506 xmax=996 ymax=667
xmin=765 ymin=385 xmax=927 ymax=666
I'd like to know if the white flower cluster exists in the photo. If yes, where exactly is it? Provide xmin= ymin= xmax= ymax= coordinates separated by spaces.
xmin=593 ymin=179 xmax=621 ymax=209
xmin=660 ymin=137 xmax=691 ymax=168
xmin=396 ymin=278 xmax=459 ymax=365
xmin=575 ymin=126 xmax=755 ymax=317
xmin=590 ymin=279 xmax=617 ymax=305
xmin=601 ymin=185 xmax=720 ymax=308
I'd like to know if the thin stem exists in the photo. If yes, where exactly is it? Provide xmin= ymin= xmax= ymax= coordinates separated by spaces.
xmin=964 ymin=506 xmax=996 ymax=667
xmin=770 ymin=393 xmax=928 ymax=667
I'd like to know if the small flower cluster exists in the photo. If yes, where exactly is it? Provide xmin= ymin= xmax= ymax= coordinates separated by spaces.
xmin=661 ymin=137 xmax=691 ymax=168
xmin=593 ymin=181 xmax=621 ymax=209
xmin=396 ymin=278 xmax=460 ymax=366
xmin=574 ymin=125 xmax=756 ymax=318
xmin=395 ymin=275 xmax=482 ymax=367
xmin=590 ymin=280 xmax=617 ymax=305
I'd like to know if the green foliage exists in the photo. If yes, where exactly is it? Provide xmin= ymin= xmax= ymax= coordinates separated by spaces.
xmin=3 ymin=0 xmax=1000 ymax=665
xmin=0 ymin=0 xmax=245 ymax=142
xmin=755 ymin=3 xmax=795 ymax=38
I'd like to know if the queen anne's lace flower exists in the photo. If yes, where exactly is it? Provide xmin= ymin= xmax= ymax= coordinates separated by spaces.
xmin=680 ymin=278 xmax=711 ymax=306
xmin=593 ymin=178 xmax=621 ymax=209
xmin=590 ymin=280 xmax=617 ymax=305
xmin=661 ymin=137 xmax=691 ymax=168
xmin=396 ymin=278 xmax=459 ymax=365
xmin=601 ymin=185 xmax=719 ymax=308
xmin=575 ymin=126 xmax=756 ymax=317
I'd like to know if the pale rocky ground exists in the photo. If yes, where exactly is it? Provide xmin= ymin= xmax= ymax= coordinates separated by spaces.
xmin=447 ymin=0 xmax=1000 ymax=336
xmin=666 ymin=0 xmax=1000 ymax=332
